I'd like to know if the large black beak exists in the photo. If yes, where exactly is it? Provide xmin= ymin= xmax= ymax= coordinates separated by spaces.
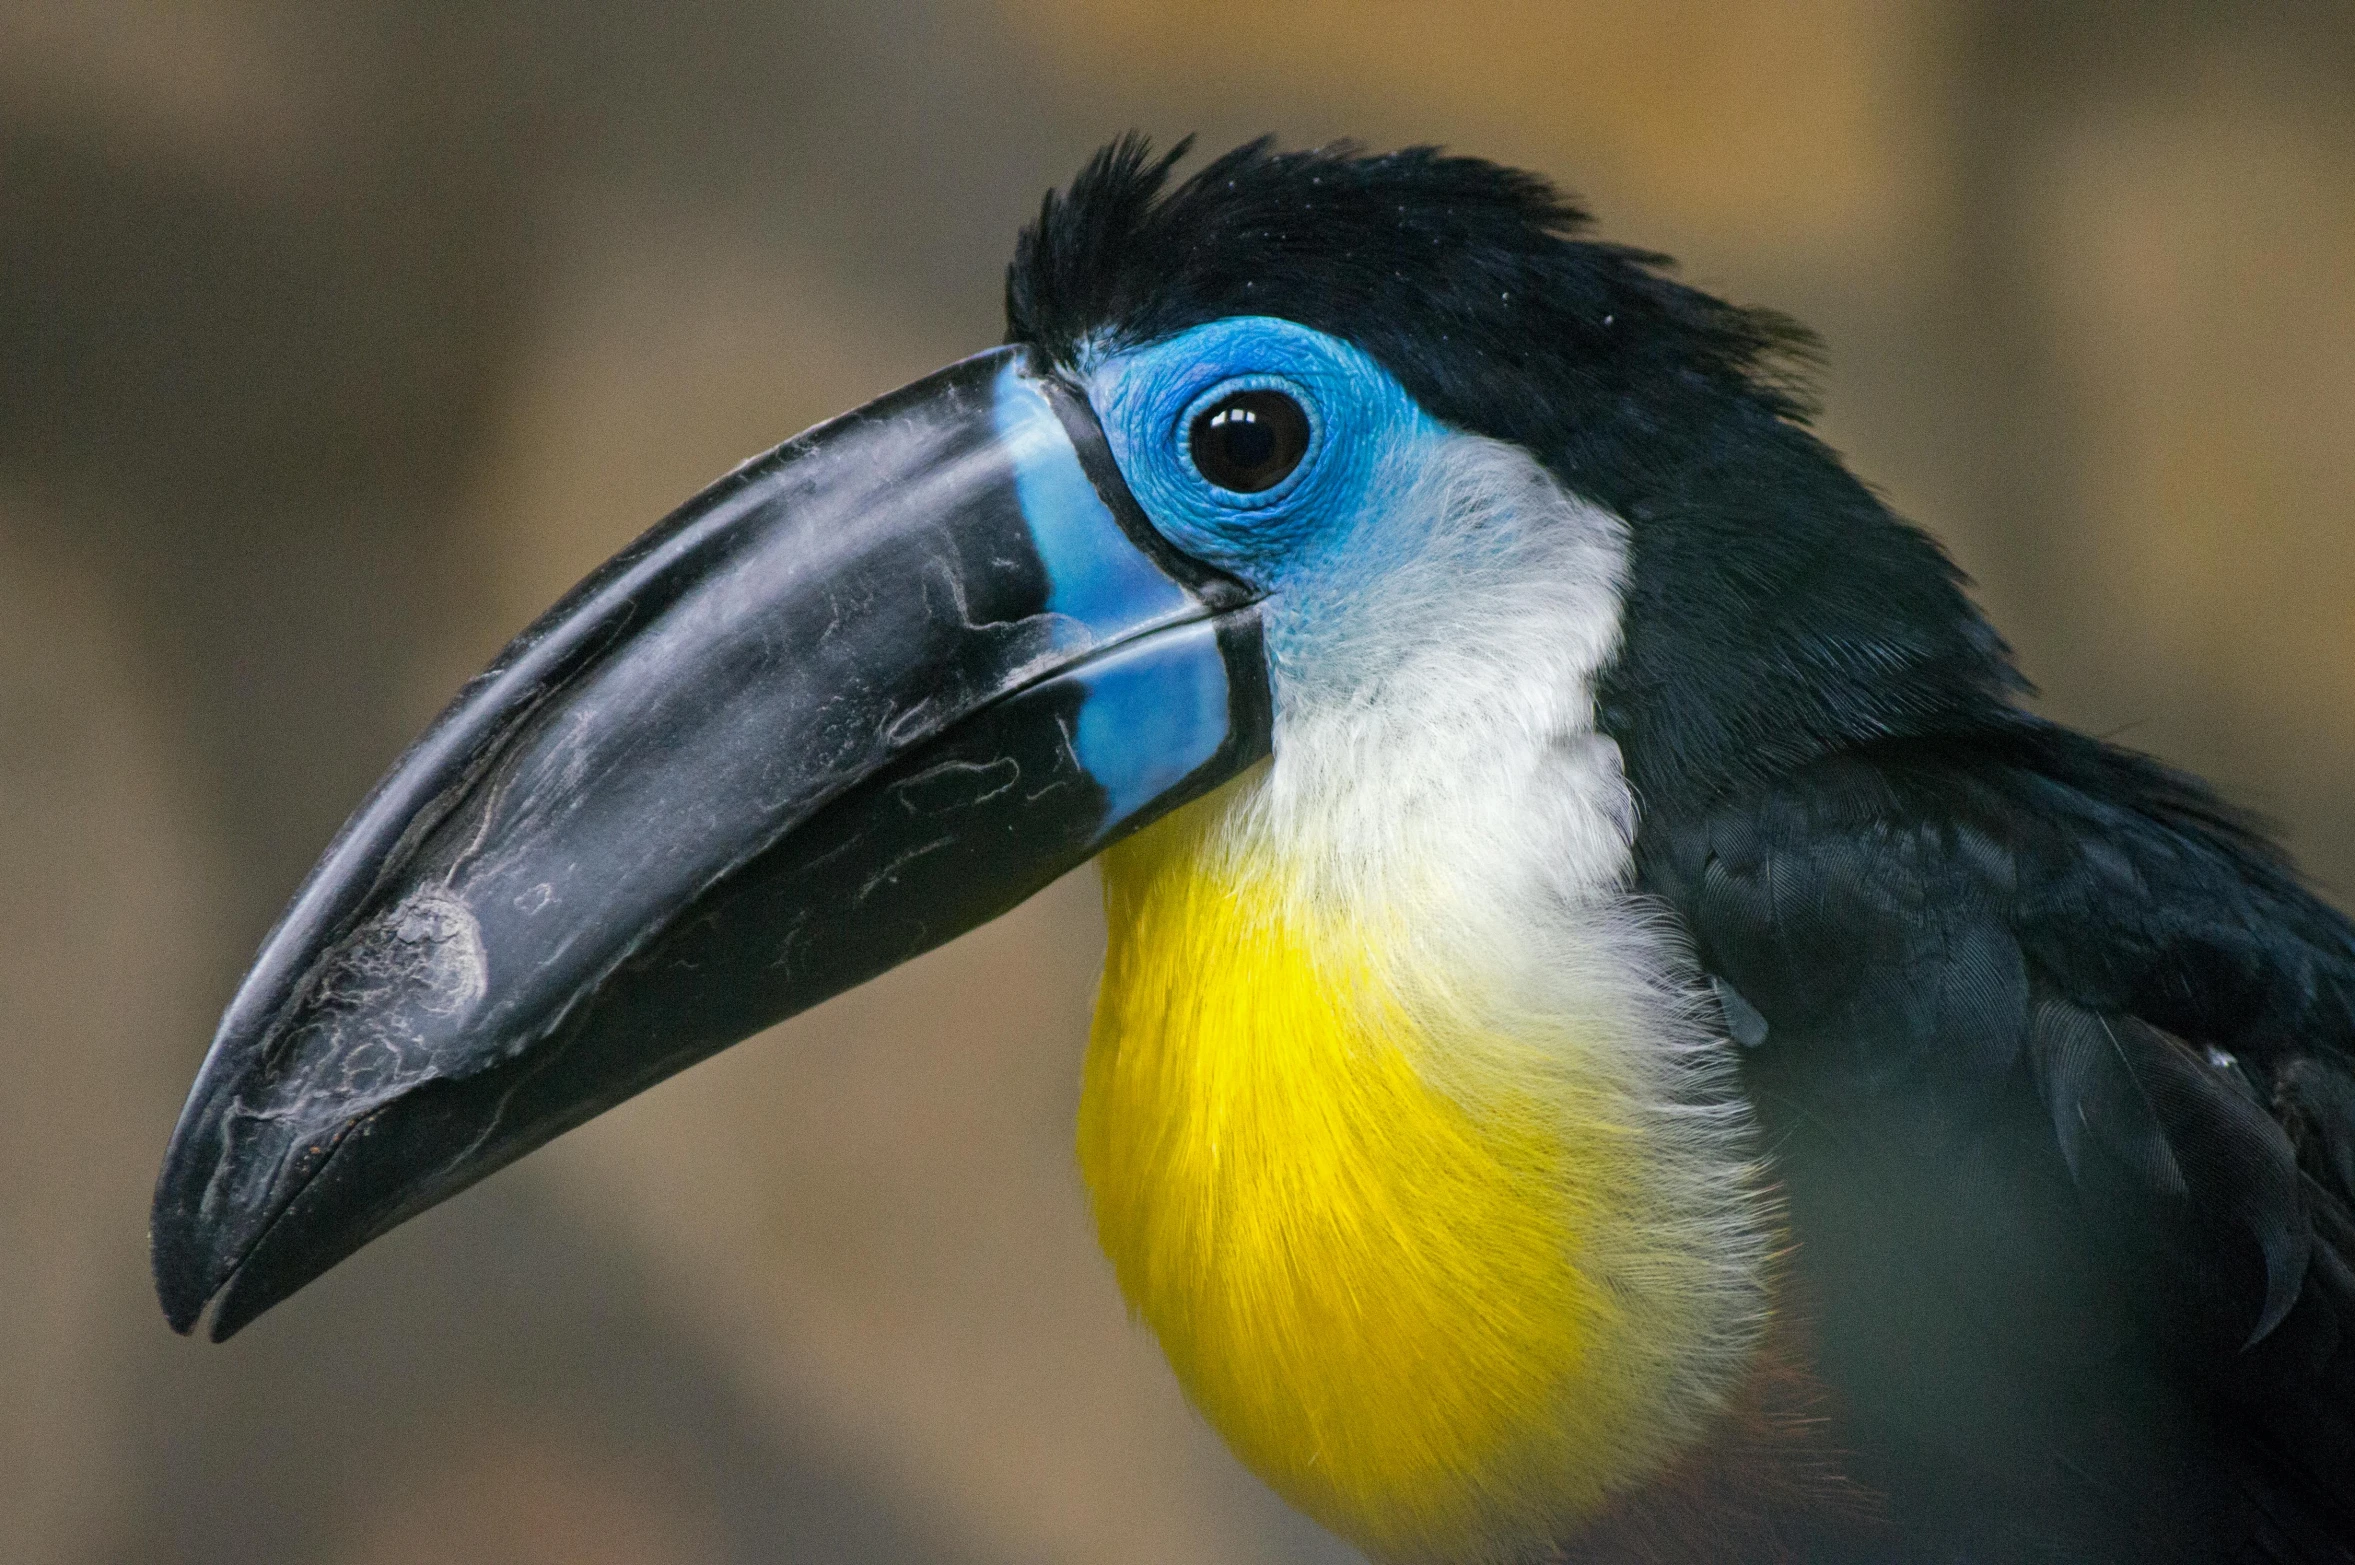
xmin=154 ymin=345 xmax=1269 ymax=1339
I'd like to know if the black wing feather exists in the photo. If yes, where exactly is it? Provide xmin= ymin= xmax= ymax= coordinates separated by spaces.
xmin=1641 ymin=720 xmax=2355 ymax=1561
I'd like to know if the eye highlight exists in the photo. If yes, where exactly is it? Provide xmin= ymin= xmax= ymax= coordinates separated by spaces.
xmin=1187 ymin=389 xmax=1311 ymax=494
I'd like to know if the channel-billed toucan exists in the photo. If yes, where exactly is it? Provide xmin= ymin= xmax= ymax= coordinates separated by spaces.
xmin=154 ymin=138 xmax=2355 ymax=1562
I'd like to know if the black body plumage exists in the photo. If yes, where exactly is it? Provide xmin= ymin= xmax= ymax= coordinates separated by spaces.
xmin=1012 ymin=138 xmax=2355 ymax=1561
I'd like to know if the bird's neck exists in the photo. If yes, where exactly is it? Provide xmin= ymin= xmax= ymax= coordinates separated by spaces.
xmin=1082 ymin=738 xmax=1769 ymax=1562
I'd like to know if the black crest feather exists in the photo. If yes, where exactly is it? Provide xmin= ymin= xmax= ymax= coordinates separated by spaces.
xmin=1008 ymin=133 xmax=1818 ymax=442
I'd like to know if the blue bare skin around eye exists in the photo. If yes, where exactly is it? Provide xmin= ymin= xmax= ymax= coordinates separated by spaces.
xmin=1084 ymin=317 xmax=1443 ymax=593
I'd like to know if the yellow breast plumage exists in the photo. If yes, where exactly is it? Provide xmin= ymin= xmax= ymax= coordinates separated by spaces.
xmin=1079 ymin=777 xmax=1759 ymax=1562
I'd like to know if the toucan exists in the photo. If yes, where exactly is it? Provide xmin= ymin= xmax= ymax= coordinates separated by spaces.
xmin=153 ymin=138 xmax=2355 ymax=1562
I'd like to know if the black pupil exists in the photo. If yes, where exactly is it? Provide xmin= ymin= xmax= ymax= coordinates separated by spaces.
xmin=1190 ymin=390 xmax=1310 ymax=493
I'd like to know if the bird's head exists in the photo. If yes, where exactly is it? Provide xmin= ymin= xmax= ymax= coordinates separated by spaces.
xmin=154 ymin=137 xmax=2017 ymax=1340
xmin=1015 ymin=137 xmax=2019 ymax=813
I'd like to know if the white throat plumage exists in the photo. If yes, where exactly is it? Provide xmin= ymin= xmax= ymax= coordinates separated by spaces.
xmin=1082 ymin=432 xmax=1772 ymax=1563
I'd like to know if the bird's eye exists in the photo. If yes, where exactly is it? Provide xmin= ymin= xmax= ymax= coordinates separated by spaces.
xmin=1187 ymin=390 xmax=1311 ymax=494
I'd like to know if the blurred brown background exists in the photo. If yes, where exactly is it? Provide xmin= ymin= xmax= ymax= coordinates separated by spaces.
xmin=3 ymin=2 xmax=2352 ymax=1561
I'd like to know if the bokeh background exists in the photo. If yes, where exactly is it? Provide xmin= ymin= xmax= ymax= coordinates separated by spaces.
xmin=4 ymin=3 xmax=2353 ymax=1561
